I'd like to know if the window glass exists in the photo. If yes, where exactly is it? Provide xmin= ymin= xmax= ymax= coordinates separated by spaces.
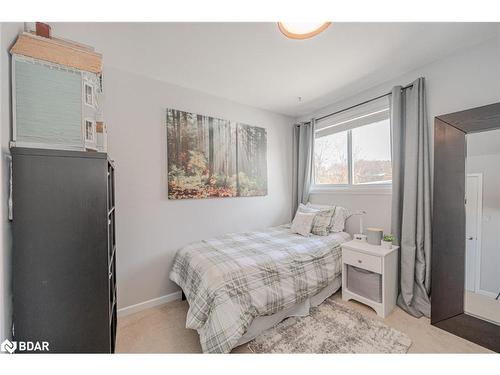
xmin=352 ymin=119 xmax=392 ymax=184
xmin=85 ymin=83 xmax=93 ymax=106
xmin=314 ymin=130 xmax=348 ymax=184
xmin=85 ymin=120 xmax=94 ymax=141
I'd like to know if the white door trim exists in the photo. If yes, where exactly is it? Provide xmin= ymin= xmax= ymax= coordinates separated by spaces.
xmin=467 ymin=173 xmax=483 ymax=294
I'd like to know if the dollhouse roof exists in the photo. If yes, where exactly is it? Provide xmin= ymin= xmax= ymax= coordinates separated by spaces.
xmin=10 ymin=32 xmax=102 ymax=74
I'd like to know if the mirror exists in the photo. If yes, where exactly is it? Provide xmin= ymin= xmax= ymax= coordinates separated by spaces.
xmin=433 ymin=103 xmax=500 ymax=352
xmin=465 ymin=128 xmax=500 ymax=325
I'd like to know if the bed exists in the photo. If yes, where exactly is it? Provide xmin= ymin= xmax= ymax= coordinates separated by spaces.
xmin=169 ymin=224 xmax=351 ymax=353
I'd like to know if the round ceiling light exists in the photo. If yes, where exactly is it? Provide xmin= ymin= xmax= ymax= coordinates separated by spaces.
xmin=277 ymin=22 xmax=331 ymax=40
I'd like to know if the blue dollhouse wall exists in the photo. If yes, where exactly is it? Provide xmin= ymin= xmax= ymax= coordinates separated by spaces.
xmin=13 ymin=55 xmax=100 ymax=150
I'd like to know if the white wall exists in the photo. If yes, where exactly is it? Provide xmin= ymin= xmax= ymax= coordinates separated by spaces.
xmin=467 ymin=130 xmax=500 ymax=295
xmin=103 ymin=68 xmax=293 ymax=308
xmin=299 ymin=36 xmax=500 ymax=236
xmin=0 ymin=22 xmax=23 ymax=341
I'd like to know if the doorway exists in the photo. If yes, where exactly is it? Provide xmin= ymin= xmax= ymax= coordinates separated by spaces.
xmin=465 ymin=173 xmax=482 ymax=293
xmin=464 ymin=136 xmax=500 ymax=326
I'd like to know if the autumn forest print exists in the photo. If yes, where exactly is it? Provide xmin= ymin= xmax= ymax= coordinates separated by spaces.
xmin=167 ymin=109 xmax=267 ymax=199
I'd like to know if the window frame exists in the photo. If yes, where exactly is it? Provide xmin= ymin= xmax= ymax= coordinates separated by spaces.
xmin=83 ymin=81 xmax=95 ymax=108
xmin=84 ymin=118 xmax=97 ymax=150
xmin=311 ymin=102 xmax=392 ymax=194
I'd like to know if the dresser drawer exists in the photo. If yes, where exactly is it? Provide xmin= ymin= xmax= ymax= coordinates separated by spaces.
xmin=342 ymin=248 xmax=382 ymax=273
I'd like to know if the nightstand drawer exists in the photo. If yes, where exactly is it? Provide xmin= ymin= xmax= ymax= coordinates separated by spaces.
xmin=342 ymin=248 xmax=382 ymax=273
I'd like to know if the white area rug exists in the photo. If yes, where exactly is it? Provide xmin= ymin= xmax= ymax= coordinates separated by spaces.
xmin=248 ymin=298 xmax=412 ymax=353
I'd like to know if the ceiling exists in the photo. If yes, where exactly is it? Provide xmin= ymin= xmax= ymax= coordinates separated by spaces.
xmin=51 ymin=22 xmax=500 ymax=118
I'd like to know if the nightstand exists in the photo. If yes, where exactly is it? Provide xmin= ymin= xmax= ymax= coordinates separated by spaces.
xmin=341 ymin=240 xmax=399 ymax=318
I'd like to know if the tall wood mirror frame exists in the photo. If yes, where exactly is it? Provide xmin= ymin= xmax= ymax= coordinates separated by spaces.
xmin=432 ymin=102 xmax=500 ymax=353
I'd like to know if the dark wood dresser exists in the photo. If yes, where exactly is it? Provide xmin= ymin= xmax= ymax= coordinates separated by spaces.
xmin=11 ymin=147 xmax=117 ymax=353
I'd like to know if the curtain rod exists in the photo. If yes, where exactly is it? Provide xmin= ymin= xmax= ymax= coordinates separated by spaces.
xmin=314 ymin=83 xmax=414 ymax=123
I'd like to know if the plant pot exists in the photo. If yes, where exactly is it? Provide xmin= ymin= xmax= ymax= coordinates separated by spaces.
xmin=381 ymin=240 xmax=392 ymax=249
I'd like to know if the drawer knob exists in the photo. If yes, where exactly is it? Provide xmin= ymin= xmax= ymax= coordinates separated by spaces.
xmin=357 ymin=260 xmax=362 ymax=263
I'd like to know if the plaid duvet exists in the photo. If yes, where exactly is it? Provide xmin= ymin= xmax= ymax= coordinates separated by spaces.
xmin=169 ymin=225 xmax=351 ymax=353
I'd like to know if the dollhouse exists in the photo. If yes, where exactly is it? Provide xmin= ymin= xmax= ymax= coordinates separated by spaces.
xmin=10 ymin=31 xmax=106 ymax=152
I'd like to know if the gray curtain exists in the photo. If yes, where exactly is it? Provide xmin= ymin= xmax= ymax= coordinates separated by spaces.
xmin=390 ymin=77 xmax=432 ymax=318
xmin=292 ymin=120 xmax=315 ymax=216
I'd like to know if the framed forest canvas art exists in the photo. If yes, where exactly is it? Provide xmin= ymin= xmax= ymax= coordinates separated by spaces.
xmin=166 ymin=109 xmax=267 ymax=199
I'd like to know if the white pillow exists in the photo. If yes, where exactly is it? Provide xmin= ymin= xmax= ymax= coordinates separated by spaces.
xmin=306 ymin=203 xmax=351 ymax=233
xmin=330 ymin=206 xmax=350 ymax=232
xmin=291 ymin=211 xmax=316 ymax=236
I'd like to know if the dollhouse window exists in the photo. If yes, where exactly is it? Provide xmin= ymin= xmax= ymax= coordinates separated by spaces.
xmin=85 ymin=119 xmax=96 ymax=143
xmin=84 ymin=82 xmax=94 ymax=107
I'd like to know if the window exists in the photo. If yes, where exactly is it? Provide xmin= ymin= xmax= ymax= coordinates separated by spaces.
xmin=85 ymin=119 xmax=96 ymax=143
xmin=313 ymin=98 xmax=392 ymax=189
xmin=314 ymin=130 xmax=348 ymax=184
xmin=84 ymin=82 xmax=94 ymax=107
xmin=352 ymin=119 xmax=392 ymax=185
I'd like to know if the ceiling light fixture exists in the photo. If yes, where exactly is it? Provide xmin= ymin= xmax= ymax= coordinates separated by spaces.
xmin=277 ymin=22 xmax=331 ymax=40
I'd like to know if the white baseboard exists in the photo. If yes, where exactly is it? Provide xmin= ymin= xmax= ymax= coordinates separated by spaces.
xmin=476 ymin=289 xmax=498 ymax=299
xmin=117 ymin=290 xmax=182 ymax=317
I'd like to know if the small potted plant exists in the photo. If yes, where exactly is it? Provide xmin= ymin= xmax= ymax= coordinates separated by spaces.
xmin=382 ymin=234 xmax=394 ymax=249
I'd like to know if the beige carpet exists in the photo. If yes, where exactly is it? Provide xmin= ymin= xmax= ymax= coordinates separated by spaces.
xmin=248 ymin=299 xmax=411 ymax=353
xmin=464 ymin=291 xmax=500 ymax=325
xmin=116 ymin=291 xmax=493 ymax=353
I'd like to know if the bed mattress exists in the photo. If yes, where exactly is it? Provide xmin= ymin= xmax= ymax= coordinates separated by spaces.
xmin=170 ymin=224 xmax=351 ymax=353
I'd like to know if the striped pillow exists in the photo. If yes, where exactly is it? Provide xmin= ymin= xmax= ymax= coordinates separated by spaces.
xmin=306 ymin=203 xmax=350 ymax=233
xmin=310 ymin=208 xmax=336 ymax=236
xmin=297 ymin=203 xmax=335 ymax=236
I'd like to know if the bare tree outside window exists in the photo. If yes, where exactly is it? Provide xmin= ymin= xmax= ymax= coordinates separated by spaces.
xmin=313 ymin=115 xmax=392 ymax=187
xmin=314 ymin=131 xmax=348 ymax=184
